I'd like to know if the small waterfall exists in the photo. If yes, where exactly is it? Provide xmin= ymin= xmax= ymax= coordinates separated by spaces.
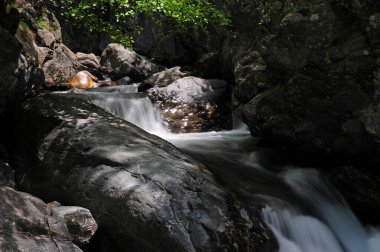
xmin=78 ymin=92 xmax=169 ymax=135
xmin=92 ymin=94 xmax=168 ymax=135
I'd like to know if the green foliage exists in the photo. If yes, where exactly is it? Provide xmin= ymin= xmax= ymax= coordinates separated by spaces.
xmin=44 ymin=0 xmax=230 ymax=47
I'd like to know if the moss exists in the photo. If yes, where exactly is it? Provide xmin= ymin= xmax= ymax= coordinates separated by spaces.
xmin=36 ymin=17 xmax=50 ymax=30
xmin=19 ymin=20 xmax=30 ymax=37
xmin=36 ymin=8 xmax=53 ymax=30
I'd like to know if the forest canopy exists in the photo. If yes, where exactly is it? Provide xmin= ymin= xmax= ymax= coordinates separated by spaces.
xmin=45 ymin=0 xmax=230 ymax=46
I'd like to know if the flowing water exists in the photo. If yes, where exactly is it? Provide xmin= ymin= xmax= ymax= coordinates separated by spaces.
xmin=79 ymin=86 xmax=380 ymax=252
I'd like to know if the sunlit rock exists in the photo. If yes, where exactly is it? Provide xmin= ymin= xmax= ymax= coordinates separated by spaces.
xmin=67 ymin=71 xmax=99 ymax=89
xmin=148 ymin=76 xmax=232 ymax=133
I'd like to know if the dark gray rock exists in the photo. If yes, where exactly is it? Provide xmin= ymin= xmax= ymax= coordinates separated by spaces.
xmin=0 ymin=186 xmax=82 ymax=252
xmin=12 ymin=93 xmax=273 ymax=252
xmin=0 ymin=7 xmax=20 ymax=35
xmin=367 ymin=13 xmax=380 ymax=46
xmin=43 ymin=52 xmax=78 ymax=84
xmin=0 ymin=161 xmax=15 ymax=188
xmin=100 ymin=43 xmax=165 ymax=81
xmin=52 ymin=206 xmax=98 ymax=246
xmin=229 ymin=0 xmax=378 ymax=155
xmin=148 ymin=77 xmax=232 ymax=133
xmin=139 ymin=66 xmax=190 ymax=92
xmin=116 ymin=76 xmax=133 ymax=86
xmin=0 ymin=21 xmax=43 ymax=116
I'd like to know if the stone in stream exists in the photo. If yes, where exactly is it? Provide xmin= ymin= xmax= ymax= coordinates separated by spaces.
xmin=52 ymin=206 xmax=98 ymax=246
xmin=67 ymin=71 xmax=99 ymax=89
xmin=148 ymin=76 xmax=232 ymax=133
xmin=0 ymin=186 xmax=83 ymax=252
xmin=12 ymin=93 xmax=275 ymax=252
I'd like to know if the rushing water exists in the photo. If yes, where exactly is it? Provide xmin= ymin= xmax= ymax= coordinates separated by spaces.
xmin=80 ymin=86 xmax=380 ymax=252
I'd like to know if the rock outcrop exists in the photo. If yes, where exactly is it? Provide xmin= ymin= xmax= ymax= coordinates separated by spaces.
xmin=11 ymin=93 xmax=274 ymax=252
xmin=221 ymin=0 xmax=380 ymax=157
xmin=0 ymin=186 xmax=83 ymax=252
xmin=148 ymin=77 xmax=232 ymax=133
xmin=0 ymin=5 xmax=43 ymax=116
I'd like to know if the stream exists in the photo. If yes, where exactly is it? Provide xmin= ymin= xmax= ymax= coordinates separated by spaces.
xmin=77 ymin=86 xmax=380 ymax=252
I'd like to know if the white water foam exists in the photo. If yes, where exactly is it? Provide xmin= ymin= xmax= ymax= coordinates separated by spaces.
xmin=262 ymin=169 xmax=380 ymax=252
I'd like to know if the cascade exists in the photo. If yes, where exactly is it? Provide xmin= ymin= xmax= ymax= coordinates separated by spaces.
xmin=76 ymin=85 xmax=380 ymax=252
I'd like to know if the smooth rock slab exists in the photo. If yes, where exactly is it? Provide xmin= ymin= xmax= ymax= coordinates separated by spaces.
xmin=12 ymin=93 xmax=273 ymax=252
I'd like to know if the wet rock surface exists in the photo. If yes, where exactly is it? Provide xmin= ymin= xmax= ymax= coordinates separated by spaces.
xmin=12 ymin=93 xmax=274 ymax=252
xmin=0 ymin=186 xmax=83 ymax=252
xmin=148 ymin=77 xmax=232 ymax=133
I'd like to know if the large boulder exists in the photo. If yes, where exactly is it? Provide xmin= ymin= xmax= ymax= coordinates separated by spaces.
xmin=148 ymin=77 xmax=232 ymax=133
xmin=11 ymin=93 xmax=274 ymax=252
xmin=100 ymin=43 xmax=165 ymax=82
xmin=0 ymin=186 xmax=82 ymax=251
